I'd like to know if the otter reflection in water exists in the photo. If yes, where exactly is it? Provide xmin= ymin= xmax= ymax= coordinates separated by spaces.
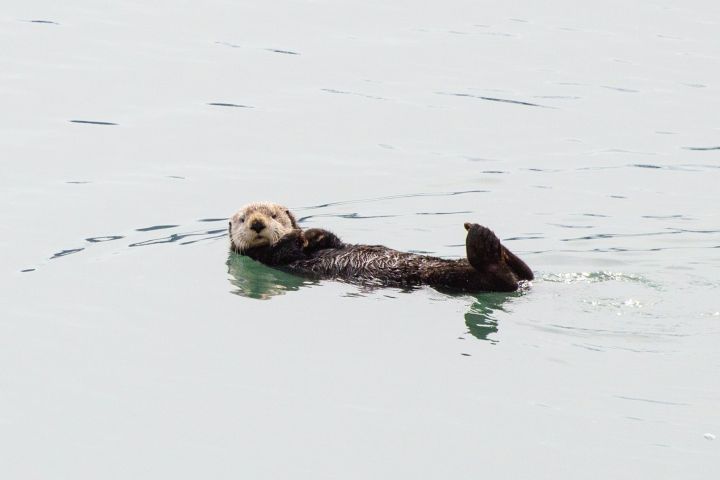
xmin=227 ymin=252 xmax=521 ymax=342
xmin=463 ymin=292 xmax=521 ymax=343
xmin=227 ymin=253 xmax=315 ymax=300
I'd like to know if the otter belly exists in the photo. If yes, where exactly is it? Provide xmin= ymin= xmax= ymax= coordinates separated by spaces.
xmin=286 ymin=245 xmax=468 ymax=288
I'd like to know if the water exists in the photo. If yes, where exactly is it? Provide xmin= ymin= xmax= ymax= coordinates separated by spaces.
xmin=2 ymin=1 xmax=719 ymax=478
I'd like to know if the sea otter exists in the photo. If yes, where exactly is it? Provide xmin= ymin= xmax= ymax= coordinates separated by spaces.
xmin=228 ymin=202 xmax=533 ymax=292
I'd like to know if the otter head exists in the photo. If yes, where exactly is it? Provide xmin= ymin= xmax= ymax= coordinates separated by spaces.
xmin=229 ymin=202 xmax=299 ymax=253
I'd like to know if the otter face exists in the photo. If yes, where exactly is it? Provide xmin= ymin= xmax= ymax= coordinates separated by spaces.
xmin=229 ymin=202 xmax=299 ymax=252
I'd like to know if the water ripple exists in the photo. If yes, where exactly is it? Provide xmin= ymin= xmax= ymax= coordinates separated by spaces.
xmin=321 ymin=88 xmax=386 ymax=100
xmin=301 ymin=189 xmax=489 ymax=210
xmin=266 ymin=48 xmax=300 ymax=55
xmin=129 ymin=229 xmax=226 ymax=247
xmin=614 ymin=395 xmax=689 ymax=406
xmin=541 ymin=271 xmax=658 ymax=286
xmin=437 ymin=91 xmax=550 ymax=108
xmin=50 ymin=248 xmax=84 ymax=260
xmin=86 ymin=235 xmax=124 ymax=243
xmin=416 ymin=210 xmax=472 ymax=216
xmin=136 ymin=224 xmax=179 ymax=232
xmin=544 ymin=324 xmax=686 ymax=338
xmin=69 ymin=120 xmax=118 ymax=126
xmin=297 ymin=213 xmax=398 ymax=223
xmin=26 ymin=19 xmax=59 ymax=25
xmin=683 ymin=146 xmax=720 ymax=151
xmin=208 ymin=102 xmax=253 ymax=108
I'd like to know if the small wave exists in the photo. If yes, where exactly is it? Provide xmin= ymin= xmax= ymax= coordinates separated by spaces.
xmin=86 ymin=235 xmax=124 ymax=243
xmin=69 ymin=120 xmax=118 ymax=126
xmin=416 ymin=210 xmax=472 ymax=216
xmin=50 ymin=248 xmax=84 ymax=260
xmin=683 ymin=146 xmax=720 ymax=151
xmin=207 ymin=102 xmax=253 ymax=108
xmin=25 ymin=19 xmax=59 ymax=25
xmin=300 ymin=189 xmax=489 ymax=210
xmin=600 ymin=85 xmax=639 ymax=93
xmin=541 ymin=271 xmax=658 ymax=286
xmin=136 ymin=224 xmax=179 ymax=232
xmin=321 ymin=88 xmax=386 ymax=101
xmin=129 ymin=229 xmax=226 ymax=247
xmin=297 ymin=212 xmax=398 ymax=223
xmin=27 ymin=220 xmax=229 ymax=272
xmin=437 ymin=91 xmax=550 ymax=108
xmin=266 ymin=48 xmax=300 ymax=55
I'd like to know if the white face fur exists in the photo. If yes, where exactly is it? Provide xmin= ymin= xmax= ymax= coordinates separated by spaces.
xmin=229 ymin=202 xmax=298 ymax=252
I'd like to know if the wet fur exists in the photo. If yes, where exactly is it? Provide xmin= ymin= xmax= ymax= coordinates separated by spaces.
xmin=230 ymin=203 xmax=534 ymax=293
xmin=228 ymin=202 xmax=299 ymax=252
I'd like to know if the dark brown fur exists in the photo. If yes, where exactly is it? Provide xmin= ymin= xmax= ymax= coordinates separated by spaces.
xmin=232 ymin=223 xmax=533 ymax=293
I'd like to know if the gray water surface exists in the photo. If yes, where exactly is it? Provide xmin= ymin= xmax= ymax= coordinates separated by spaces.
xmin=1 ymin=1 xmax=719 ymax=478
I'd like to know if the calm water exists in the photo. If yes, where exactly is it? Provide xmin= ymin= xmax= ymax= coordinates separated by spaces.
xmin=2 ymin=1 xmax=719 ymax=478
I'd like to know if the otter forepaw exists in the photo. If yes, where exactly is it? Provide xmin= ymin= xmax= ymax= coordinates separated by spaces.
xmin=303 ymin=228 xmax=326 ymax=247
xmin=272 ymin=229 xmax=306 ymax=254
xmin=303 ymin=228 xmax=344 ymax=252
xmin=465 ymin=223 xmax=502 ymax=271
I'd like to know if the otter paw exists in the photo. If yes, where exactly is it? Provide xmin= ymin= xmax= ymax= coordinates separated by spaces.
xmin=303 ymin=228 xmax=326 ymax=246
xmin=273 ymin=230 xmax=303 ymax=249
xmin=464 ymin=223 xmax=502 ymax=271
xmin=303 ymin=228 xmax=344 ymax=252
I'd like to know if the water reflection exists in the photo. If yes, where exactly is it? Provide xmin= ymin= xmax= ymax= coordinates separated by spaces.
xmin=226 ymin=253 xmax=315 ymax=299
xmin=228 ymin=252 xmax=515 ymax=342
xmin=464 ymin=292 xmax=517 ymax=343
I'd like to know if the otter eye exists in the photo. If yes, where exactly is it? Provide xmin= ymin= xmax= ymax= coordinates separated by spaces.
xmin=239 ymin=217 xmax=244 ymax=223
xmin=272 ymin=213 xmax=277 ymax=219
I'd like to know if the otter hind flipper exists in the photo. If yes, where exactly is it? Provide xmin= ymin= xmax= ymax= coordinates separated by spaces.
xmin=502 ymin=247 xmax=534 ymax=281
xmin=463 ymin=223 xmax=533 ymax=280
xmin=463 ymin=223 xmax=524 ymax=292
xmin=464 ymin=223 xmax=503 ymax=270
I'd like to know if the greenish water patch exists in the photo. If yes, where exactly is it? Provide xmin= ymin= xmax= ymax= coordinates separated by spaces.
xmin=227 ymin=253 xmax=315 ymax=299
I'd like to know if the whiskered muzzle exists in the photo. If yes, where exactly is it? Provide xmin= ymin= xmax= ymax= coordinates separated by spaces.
xmin=268 ymin=227 xmax=285 ymax=245
xmin=230 ymin=224 xmax=286 ymax=252
xmin=229 ymin=202 xmax=298 ymax=253
xmin=250 ymin=219 xmax=265 ymax=233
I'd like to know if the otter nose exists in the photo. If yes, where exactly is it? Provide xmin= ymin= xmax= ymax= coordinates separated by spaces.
xmin=250 ymin=219 xmax=265 ymax=233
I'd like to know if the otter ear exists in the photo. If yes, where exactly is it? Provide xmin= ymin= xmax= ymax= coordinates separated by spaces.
xmin=286 ymin=209 xmax=299 ymax=228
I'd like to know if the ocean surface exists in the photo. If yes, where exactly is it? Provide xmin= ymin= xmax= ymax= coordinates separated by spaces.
xmin=1 ymin=1 xmax=719 ymax=478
